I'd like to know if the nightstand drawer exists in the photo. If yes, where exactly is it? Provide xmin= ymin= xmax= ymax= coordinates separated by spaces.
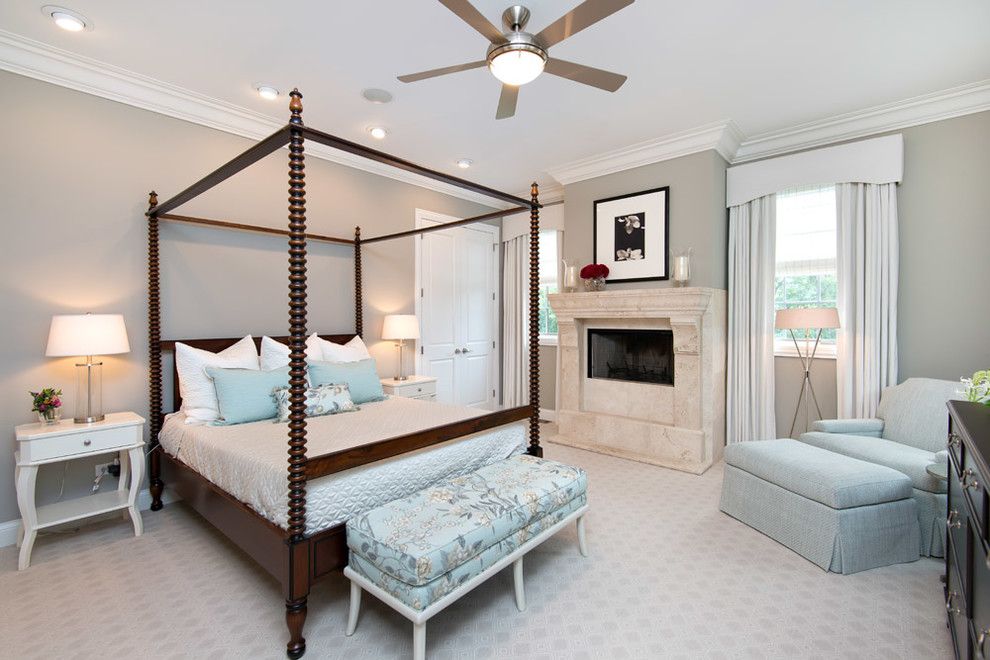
xmin=20 ymin=424 xmax=140 ymax=463
xmin=393 ymin=381 xmax=437 ymax=398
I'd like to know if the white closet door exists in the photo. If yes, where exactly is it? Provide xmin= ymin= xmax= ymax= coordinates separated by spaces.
xmin=455 ymin=227 xmax=496 ymax=408
xmin=418 ymin=214 xmax=498 ymax=409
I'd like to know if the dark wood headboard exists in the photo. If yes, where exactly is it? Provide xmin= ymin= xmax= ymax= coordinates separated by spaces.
xmin=160 ymin=334 xmax=357 ymax=414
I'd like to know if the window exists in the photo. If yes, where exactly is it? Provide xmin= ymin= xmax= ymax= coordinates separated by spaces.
xmin=775 ymin=186 xmax=837 ymax=356
xmin=538 ymin=230 xmax=559 ymax=344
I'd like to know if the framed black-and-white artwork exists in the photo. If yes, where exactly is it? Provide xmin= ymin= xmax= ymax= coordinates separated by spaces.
xmin=593 ymin=186 xmax=669 ymax=283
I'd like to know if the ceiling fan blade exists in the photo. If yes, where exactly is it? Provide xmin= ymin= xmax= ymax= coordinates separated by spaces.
xmin=535 ymin=0 xmax=635 ymax=48
xmin=495 ymin=84 xmax=519 ymax=120
xmin=544 ymin=59 xmax=627 ymax=92
xmin=438 ymin=0 xmax=506 ymax=43
xmin=398 ymin=60 xmax=488 ymax=83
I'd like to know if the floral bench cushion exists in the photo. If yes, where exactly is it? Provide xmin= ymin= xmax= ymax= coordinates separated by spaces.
xmin=346 ymin=454 xmax=587 ymax=586
xmin=349 ymin=493 xmax=586 ymax=610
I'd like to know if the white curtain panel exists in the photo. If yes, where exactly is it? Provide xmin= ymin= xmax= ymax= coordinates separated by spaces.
xmin=502 ymin=234 xmax=529 ymax=407
xmin=727 ymin=195 xmax=778 ymax=444
xmin=835 ymin=182 xmax=899 ymax=417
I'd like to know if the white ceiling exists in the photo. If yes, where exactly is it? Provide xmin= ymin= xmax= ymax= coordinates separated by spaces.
xmin=1 ymin=0 xmax=988 ymax=193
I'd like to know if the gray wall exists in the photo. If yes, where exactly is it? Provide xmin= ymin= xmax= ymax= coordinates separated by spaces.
xmin=773 ymin=110 xmax=990 ymax=435
xmin=562 ymin=150 xmax=729 ymax=289
xmin=538 ymin=344 xmax=556 ymax=411
xmin=0 ymin=71 xmax=493 ymax=523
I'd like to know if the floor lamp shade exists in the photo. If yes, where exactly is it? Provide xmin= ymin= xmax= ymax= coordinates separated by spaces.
xmin=382 ymin=314 xmax=420 ymax=381
xmin=775 ymin=307 xmax=840 ymax=330
xmin=46 ymin=314 xmax=130 ymax=423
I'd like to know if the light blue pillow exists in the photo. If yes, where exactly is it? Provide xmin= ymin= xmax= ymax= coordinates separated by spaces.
xmin=205 ymin=366 xmax=290 ymax=425
xmin=273 ymin=383 xmax=359 ymax=422
xmin=307 ymin=359 xmax=385 ymax=405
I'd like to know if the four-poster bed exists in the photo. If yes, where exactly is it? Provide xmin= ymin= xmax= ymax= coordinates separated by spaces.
xmin=145 ymin=89 xmax=542 ymax=658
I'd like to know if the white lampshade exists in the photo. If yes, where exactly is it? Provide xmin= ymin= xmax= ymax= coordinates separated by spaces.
xmin=46 ymin=314 xmax=130 ymax=357
xmin=489 ymin=50 xmax=546 ymax=86
xmin=775 ymin=307 xmax=840 ymax=330
xmin=381 ymin=314 xmax=420 ymax=341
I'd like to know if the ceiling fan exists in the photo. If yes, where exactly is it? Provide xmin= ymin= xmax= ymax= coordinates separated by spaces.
xmin=397 ymin=0 xmax=634 ymax=119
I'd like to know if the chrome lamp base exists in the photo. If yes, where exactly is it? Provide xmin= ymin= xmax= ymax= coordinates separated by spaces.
xmin=787 ymin=329 xmax=825 ymax=438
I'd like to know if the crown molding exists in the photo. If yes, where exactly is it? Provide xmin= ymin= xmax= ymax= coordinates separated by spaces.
xmin=547 ymin=120 xmax=742 ymax=186
xmin=0 ymin=30 xmax=513 ymax=209
xmin=515 ymin=181 xmax=564 ymax=204
xmin=733 ymin=79 xmax=990 ymax=163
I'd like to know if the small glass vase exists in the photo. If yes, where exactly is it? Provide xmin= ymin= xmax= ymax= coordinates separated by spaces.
xmin=583 ymin=276 xmax=606 ymax=292
xmin=38 ymin=408 xmax=61 ymax=425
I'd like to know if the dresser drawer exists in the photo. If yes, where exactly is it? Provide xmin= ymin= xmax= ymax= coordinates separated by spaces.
xmin=949 ymin=468 xmax=971 ymax=581
xmin=20 ymin=424 xmax=140 ymax=463
xmin=972 ymin=545 xmax=990 ymax=660
xmin=950 ymin=429 xmax=965 ymax=478
xmin=962 ymin=447 xmax=989 ymax=542
xmin=411 ymin=393 xmax=437 ymax=402
xmin=948 ymin=546 xmax=970 ymax=659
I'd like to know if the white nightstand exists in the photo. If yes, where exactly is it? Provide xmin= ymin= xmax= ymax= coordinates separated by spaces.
xmin=14 ymin=411 xmax=145 ymax=570
xmin=380 ymin=375 xmax=437 ymax=401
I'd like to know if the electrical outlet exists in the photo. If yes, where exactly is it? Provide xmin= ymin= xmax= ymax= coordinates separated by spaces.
xmin=94 ymin=462 xmax=111 ymax=478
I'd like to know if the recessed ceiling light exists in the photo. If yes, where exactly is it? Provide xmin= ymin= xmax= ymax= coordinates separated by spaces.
xmin=42 ymin=5 xmax=91 ymax=32
xmin=368 ymin=126 xmax=388 ymax=140
xmin=254 ymin=84 xmax=280 ymax=101
xmin=362 ymin=88 xmax=393 ymax=104
xmin=456 ymin=159 xmax=473 ymax=169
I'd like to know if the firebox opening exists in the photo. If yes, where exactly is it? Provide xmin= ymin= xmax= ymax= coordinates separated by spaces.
xmin=587 ymin=328 xmax=674 ymax=386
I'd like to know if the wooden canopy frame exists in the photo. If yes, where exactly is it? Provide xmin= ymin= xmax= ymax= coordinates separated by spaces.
xmin=145 ymin=89 xmax=541 ymax=658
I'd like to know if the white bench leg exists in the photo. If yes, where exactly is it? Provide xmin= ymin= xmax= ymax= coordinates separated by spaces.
xmin=413 ymin=622 xmax=426 ymax=660
xmin=577 ymin=515 xmax=588 ymax=557
xmin=513 ymin=556 xmax=526 ymax=611
xmin=346 ymin=580 xmax=361 ymax=636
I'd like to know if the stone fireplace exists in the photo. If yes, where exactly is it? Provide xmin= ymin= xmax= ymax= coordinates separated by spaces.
xmin=548 ymin=288 xmax=726 ymax=474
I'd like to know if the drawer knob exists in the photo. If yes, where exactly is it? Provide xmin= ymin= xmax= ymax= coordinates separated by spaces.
xmin=962 ymin=469 xmax=981 ymax=491
xmin=979 ymin=629 xmax=990 ymax=659
xmin=417 ymin=388 xmax=422 ymax=392
xmin=946 ymin=591 xmax=961 ymax=616
xmin=948 ymin=433 xmax=962 ymax=448
xmin=83 ymin=439 xmax=92 ymax=446
xmin=947 ymin=510 xmax=962 ymax=529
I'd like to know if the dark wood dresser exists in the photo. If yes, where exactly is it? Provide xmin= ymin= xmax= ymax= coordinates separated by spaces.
xmin=947 ymin=401 xmax=990 ymax=659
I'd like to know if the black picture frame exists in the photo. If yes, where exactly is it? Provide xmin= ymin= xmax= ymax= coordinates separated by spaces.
xmin=593 ymin=186 xmax=670 ymax=283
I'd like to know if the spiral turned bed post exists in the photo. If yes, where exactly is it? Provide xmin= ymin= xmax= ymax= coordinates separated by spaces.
xmin=354 ymin=226 xmax=363 ymax=337
xmin=284 ymin=88 xmax=310 ymax=660
xmin=146 ymin=191 xmax=166 ymax=510
xmin=527 ymin=183 xmax=542 ymax=457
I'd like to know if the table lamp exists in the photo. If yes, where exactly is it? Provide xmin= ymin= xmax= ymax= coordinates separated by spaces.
xmin=46 ymin=313 xmax=130 ymax=423
xmin=381 ymin=314 xmax=420 ymax=381
xmin=775 ymin=307 xmax=840 ymax=437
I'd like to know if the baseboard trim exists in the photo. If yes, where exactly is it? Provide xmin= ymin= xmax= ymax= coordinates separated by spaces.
xmin=0 ymin=487 xmax=180 ymax=548
xmin=539 ymin=408 xmax=557 ymax=423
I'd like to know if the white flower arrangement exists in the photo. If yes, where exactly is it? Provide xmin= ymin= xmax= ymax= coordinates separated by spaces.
xmin=960 ymin=370 xmax=990 ymax=406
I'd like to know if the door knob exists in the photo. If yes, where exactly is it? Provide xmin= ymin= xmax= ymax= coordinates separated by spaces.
xmin=454 ymin=348 xmax=462 ymax=354
xmin=462 ymin=348 xmax=471 ymax=353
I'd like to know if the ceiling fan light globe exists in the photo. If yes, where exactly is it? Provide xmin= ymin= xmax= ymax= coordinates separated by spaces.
xmin=489 ymin=49 xmax=545 ymax=86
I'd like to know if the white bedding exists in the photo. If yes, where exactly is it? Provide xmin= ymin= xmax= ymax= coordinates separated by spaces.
xmin=159 ymin=396 xmax=526 ymax=533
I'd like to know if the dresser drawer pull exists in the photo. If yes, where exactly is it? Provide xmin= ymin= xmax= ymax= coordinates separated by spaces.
xmin=83 ymin=439 xmax=92 ymax=447
xmin=962 ymin=469 xmax=981 ymax=491
xmin=946 ymin=591 xmax=961 ymax=616
xmin=979 ymin=629 xmax=990 ymax=659
xmin=947 ymin=510 xmax=962 ymax=529
xmin=948 ymin=433 xmax=962 ymax=448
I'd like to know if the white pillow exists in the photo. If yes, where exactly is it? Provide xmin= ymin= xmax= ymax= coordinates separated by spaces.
xmin=176 ymin=335 xmax=258 ymax=423
xmin=318 ymin=335 xmax=371 ymax=363
xmin=259 ymin=334 xmax=323 ymax=371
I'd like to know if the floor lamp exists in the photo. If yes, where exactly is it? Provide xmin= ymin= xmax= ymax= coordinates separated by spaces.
xmin=775 ymin=307 xmax=841 ymax=438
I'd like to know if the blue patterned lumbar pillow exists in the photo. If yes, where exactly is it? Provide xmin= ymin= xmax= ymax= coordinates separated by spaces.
xmin=307 ymin=358 xmax=385 ymax=405
xmin=273 ymin=383 xmax=359 ymax=422
xmin=205 ymin=366 xmax=290 ymax=425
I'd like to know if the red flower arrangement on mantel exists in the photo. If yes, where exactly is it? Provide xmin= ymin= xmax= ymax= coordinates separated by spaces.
xmin=579 ymin=263 xmax=609 ymax=291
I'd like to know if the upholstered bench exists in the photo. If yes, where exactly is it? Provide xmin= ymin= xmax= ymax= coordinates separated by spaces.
xmin=344 ymin=454 xmax=588 ymax=660
xmin=720 ymin=439 xmax=920 ymax=574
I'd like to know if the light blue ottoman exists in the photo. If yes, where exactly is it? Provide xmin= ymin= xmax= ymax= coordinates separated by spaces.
xmin=344 ymin=454 xmax=589 ymax=660
xmin=720 ymin=439 xmax=920 ymax=574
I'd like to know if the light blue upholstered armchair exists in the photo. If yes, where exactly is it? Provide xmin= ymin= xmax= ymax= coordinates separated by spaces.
xmin=799 ymin=378 xmax=961 ymax=557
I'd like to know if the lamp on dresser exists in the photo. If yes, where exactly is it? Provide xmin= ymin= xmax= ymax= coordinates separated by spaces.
xmin=775 ymin=307 xmax=840 ymax=437
xmin=382 ymin=314 xmax=420 ymax=381
xmin=45 ymin=313 xmax=130 ymax=423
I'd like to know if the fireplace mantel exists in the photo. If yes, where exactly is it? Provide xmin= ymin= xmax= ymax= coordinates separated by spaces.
xmin=548 ymin=287 xmax=726 ymax=474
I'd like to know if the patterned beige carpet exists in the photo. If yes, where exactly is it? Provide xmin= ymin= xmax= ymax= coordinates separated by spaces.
xmin=0 ymin=439 xmax=951 ymax=659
